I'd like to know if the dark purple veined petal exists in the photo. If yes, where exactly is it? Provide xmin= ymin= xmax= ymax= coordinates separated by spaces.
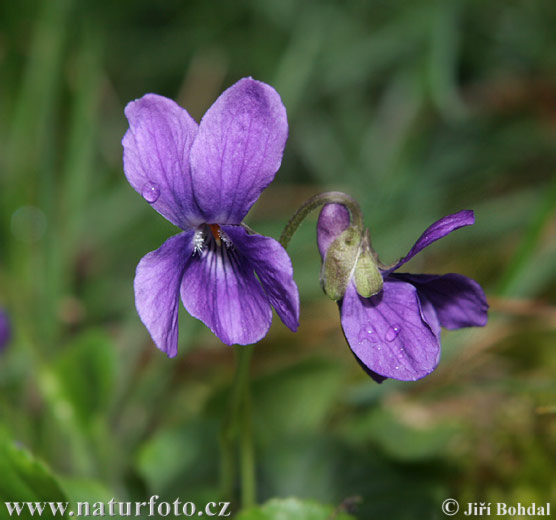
xmin=340 ymin=279 xmax=440 ymax=381
xmin=189 ymin=78 xmax=288 ymax=224
xmin=123 ymin=94 xmax=202 ymax=228
xmin=134 ymin=232 xmax=195 ymax=358
xmin=416 ymin=293 xmax=441 ymax=338
xmin=224 ymin=225 xmax=299 ymax=332
xmin=0 ymin=309 xmax=11 ymax=351
xmin=180 ymin=233 xmax=273 ymax=345
xmin=317 ymin=203 xmax=351 ymax=259
xmin=395 ymin=273 xmax=488 ymax=330
xmin=383 ymin=210 xmax=475 ymax=275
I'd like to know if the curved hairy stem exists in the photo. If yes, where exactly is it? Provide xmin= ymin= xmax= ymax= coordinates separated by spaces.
xmin=279 ymin=191 xmax=364 ymax=249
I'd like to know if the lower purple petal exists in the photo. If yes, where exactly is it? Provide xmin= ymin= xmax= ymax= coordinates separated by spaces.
xmin=224 ymin=226 xmax=299 ymax=332
xmin=340 ymin=279 xmax=440 ymax=381
xmin=180 ymin=237 xmax=272 ymax=345
xmin=134 ymin=232 xmax=194 ymax=357
xmin=395 ymin=273 xmax=488 ymax=329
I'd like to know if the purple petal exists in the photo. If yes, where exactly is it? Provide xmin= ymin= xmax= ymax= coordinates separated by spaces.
xmin=317 ymin=203 xmax=351 ymax=259
xmin=134 ymin=232 xmax=194 ymax=358
xmin=384 ymin=210 xmax=475 ymax=275
xmin=224 ymin=225 xmax=299 ymax=332
xmin=180 ymin=234 xmax=272 ymax=345
xmin=189 ymin=78 xmax=288 ymax=224
xmin=123 ymin=94 xmax=202 ymax=228
xmin=0 ymin=309 xmax=11 ymax=351
xmin=416 ymin=293 xmax=441 ymax=338
xmin=395 ymin=273 xmax=488 ymax=329
xmin=340 ymin=279 xmax=440 ymax=381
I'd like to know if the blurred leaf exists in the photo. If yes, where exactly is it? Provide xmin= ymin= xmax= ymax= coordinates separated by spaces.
xmin=56 ymin=329 xmax=117 ymax=426
xmin=136 ymin=419 xmax=219 ymax=495
xmin=0 ymin=428 xmax=67 ymax=504
xmin=236 ymin=497 xmax=356 ymax=520
xmin=59 ymin=477 xmax=113 ymax=504
xmin=340 ymin=406 xmax=458 ymax=462
xmin=252 ymin=358 xmax=344 ymax=441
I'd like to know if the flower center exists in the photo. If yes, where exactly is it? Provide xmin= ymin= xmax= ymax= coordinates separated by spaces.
xmin=209 ymin=224 xmax=222 ymax=246
xmin=193 ymin=224 xmax=231 ymax=255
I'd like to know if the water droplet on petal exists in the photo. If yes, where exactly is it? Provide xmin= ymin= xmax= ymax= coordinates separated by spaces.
xmin=395 ymin=366 xmax=399 ymax=370
xmin=376 ymin=345 xmax=381 ymax=351
xmin=385 ymin=324 xmax=402 ymax=342
xmin=358 ymin=326 xmax=379 ymax=344
xmin=366 ymin=327 xmax=379 ymax=342
xmin=142 ymin=181 xmax=160 ymax=203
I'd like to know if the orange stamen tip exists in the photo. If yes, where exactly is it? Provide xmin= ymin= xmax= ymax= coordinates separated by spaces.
xmin=209 ymin=224 xmax=221 ymax=244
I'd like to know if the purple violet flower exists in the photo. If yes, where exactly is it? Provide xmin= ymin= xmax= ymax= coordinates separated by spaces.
xmin=0 ymin=309 xmax=10 ymax=351
xmin=317 ymin=204 xmax=488 ymax=382
xmin=122 ymin=78 xmax=299 ymax=355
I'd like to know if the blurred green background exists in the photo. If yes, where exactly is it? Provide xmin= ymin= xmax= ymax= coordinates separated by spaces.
xmin=1 ymin=0 xmax=556 ymax=518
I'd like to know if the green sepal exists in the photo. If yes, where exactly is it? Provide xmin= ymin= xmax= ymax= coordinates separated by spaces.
xmin=321 ymin=226 xmax=362 ymax=301
xmin=354 ymin=233 xmax=383 ymax=298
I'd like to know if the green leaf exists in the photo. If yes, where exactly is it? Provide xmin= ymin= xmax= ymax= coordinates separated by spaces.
xmin=341 ymin=407 xmax=457 ymax=462
xmin=56 ymin=329 xmax=117 ymax=426
xmin=58 ymin=477 xmax=113 ymax=505
xmin=0 ymin=428 xmax=67 ymax=504
xmin=252 ymin=359 xmax=344 ymax=440
xmin=236 ymin=497 xmax=356 ymax=520
xmin=136 ymin=419 xmax=219 ymax=495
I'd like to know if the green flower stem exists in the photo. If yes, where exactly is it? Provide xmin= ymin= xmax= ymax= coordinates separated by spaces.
xmin=279 ymin=191 xmax=364 ymax=249
xmin=220 ymin=345 xmax=256 ymax=508
xmin=239 ymin=354 xmax=256 ymax=508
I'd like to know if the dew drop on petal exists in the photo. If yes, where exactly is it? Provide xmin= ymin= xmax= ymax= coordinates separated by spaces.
xmin=395 ymin=366 xmax=399 ymax=370
xmin=358 ymin=326 xmax=379 ymax=345
xmin=141 ymin=181 xmax=160 ymax=203
xmin=385 ymin=324 xmax=402 ymax=342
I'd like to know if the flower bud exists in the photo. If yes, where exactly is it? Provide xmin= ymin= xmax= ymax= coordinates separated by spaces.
xmin=353 ymin=232 xmax=383 ymax=298
xmin=321 ymin=226 xmax=361 ymax=300
xmin=317 ymin=203 xmax=383 ymax=301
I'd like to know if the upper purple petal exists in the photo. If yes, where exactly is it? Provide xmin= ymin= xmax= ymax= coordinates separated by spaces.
xmin=223 ymin=225 xmax=299 ymax=332
xmin=340 ymin=279 xmax=440 ymax=381
xmin=383 ymin=210 xmax=475 ymax=275
xmin=395 ymin=273 xmax=488 ymax=330
xmin=134 ymin=232 xmax=195 ymax=357
xmin=180 ymin=233 xmax=273 ymax=345
xmin=123 ymin=94 xmax=202 ymax=228
xmin=317 ymin=203 xmax=351 ymax=259
xmin=189 ymin=78 xmax=288 ymax=224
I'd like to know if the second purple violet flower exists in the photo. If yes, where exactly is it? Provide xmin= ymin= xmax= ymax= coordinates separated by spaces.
xmin=317 ymin=203 xmax=488 ymax=382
